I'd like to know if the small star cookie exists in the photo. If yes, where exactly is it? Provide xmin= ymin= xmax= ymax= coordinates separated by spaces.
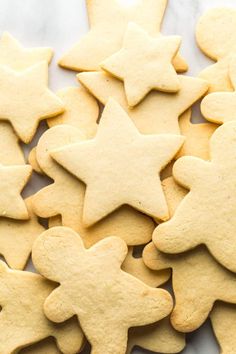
xmin=32 ymin=226 xmax=173 ymax=354
xmin=101 ymin=23 xmax=181 ymax=106
xmin=0 ymin=62 xmax=64 ymax=143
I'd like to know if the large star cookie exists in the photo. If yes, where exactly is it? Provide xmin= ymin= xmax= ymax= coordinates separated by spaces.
xmin=51 ymin=99 xmax=184 ymax=225
xmin=32 ymin=125 xmax=155 ymax=247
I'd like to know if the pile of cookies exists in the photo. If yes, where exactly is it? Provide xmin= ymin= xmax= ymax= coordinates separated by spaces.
xmin=1 ymin=0 xmax=236 ymax=353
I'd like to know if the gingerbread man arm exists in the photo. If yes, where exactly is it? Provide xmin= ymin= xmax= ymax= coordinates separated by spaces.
xmin=173 ymin=156 xmax=210 ymax=189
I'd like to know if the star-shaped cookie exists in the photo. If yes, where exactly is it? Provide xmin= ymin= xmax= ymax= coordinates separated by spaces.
xmin=51 ymin=99 xmax=184 ymax=226
xmin=78 ymin=71 xmax=208 ymax=134
xmin=0 ymin=260 xmax=83 ymax=353
xmin=32 ymin=226 xmax=173 ymax=354
xmin=32 ymin=124 xmax=155 ymax=247
xmin=0 ymin=62 xmax=64 ymax=143
xmin=201 ymin=57 xmax=236 ymax=124
xmin=144 ymin=242 xmax=236 ymax=332
xmin=0 ymin=32 xmax=53 ymax=71
xmin=59 ymin=0 xmax=187 ymax=72
xmin=101 ymin=23 xmax=181 ymax=106
xmin=154 ymin=121 xmax=236 ymax=273
xmin=0 ymin=164 xmax=31 ymax=220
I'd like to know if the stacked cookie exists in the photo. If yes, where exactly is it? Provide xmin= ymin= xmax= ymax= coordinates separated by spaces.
xmin=0 ymin=1 xmax=235 ymax=353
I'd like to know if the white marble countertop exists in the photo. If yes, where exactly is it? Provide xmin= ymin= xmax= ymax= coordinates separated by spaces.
xmin=0 ymin=0 xmax=235 ymax=353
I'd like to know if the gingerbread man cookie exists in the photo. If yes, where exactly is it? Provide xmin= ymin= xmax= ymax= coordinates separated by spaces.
xmin=196 ymin=8 xmax=236 ymax=93
xmin=32 ymin=226 xmax=173 ymax=354
xmin=144 ymin=243 xmax=236 ymax=332
xmin=0 ymin=260 xmax=83 ymax=354
xmin=154 ymin=122 xmax=236 ymax=272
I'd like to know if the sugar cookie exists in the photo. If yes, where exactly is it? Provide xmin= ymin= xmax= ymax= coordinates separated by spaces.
xmin=154 ymin=122 xmax=236 ymax=272
xmin=0 ymin=260 xmax=83 ymax=354
xmin=122 ymin=247 xmax=170 ymax=287
xmin=196 ymin=8 xmax=236 ymax=93
xmin=0 ymin=164 xmax=31 ymax=220
xmin=143 ymin=243 xmax=236 ymax=332
xmin=78 ymin=71 xmax=208 ymax=134
xmin=0 ymin=62 xmax=64 ymax=143
xmin=178 ymin=109 xmax=218 ymax=160
xmin=47 ymin=87 xmax=99 ymax=137
xmin=0 ymin=32 xmax=53 ymax=71
xmin=201 ymin=57 xmax=236 ymax=124
xmin=210 ymin=302 xmax=236 ymax=354
xmin=0 ymin=197 xmax=44 ymax=270
xmin=0 ymin=122 xmax=25 ymax=165
xmin=101 ymin=23 xmax=181 ymax=106
xmin=52 ymin=99 xmax=184 ymax=225
xmin=28 ymin=147 xmax=43 ymax=174
xmin=59 ymin=0 xmax=187 ymax=73
xmin=32 ymin=124 xmax=155 ymax=247
xmin=32 ymin=226 xmax=173 ymax=354
xmin=127 ymin=318 xmax=185 ymax=354
xmin=162 ymin=176 xmax=187 ymax=218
